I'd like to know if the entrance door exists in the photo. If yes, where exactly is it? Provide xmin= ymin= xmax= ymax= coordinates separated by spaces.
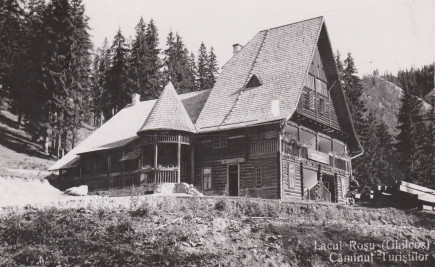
xmin=322 ymin=174 xmax=336 ymax=202
xmin=228 ymin=164 xmax=239 ymax=196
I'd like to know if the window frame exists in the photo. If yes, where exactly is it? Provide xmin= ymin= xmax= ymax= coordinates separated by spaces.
xmin=202 ymin=167 xmax=212 ymax=190
xmin=316 ymin=78 xmax=328 ymax=96
xmin=213 ymin=136 xmax=228 ymax=149
xmin=288 ymin=163 xmax=295 ymax=189
xmin=318 ymin=96 xmax=325 ymax=114
xmin=255 ymin=167 xmax=262 ymax=186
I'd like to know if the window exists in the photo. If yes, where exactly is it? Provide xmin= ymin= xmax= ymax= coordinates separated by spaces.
xmin=316 ymin=78 xmax=328 ymax=96
xmin=284 ymin=124 xmax=299 ymax=138
xmin=333 ymin=140 xmax=346 ymax=155
xmin=318 ymin=135 xmax=332 ymax=153
xmin=302 ymin=90 xmax=314 ymax=110
xmin=202 ymin=167 xmax=212 ymax=189
xmin=304 ymin=74 xmax=315 ymax=90
xmin=318 ymin=97 xmax=325 ymax=114
xmin=288 ymin=163 xmax=295 ymax=189
xmin=299 ymin=129 xmax=316 ymax=149
xmin=213 ymin=137 xmax=227 ymax=148
xmin=255 ymin=167 xmax=262 ymax=186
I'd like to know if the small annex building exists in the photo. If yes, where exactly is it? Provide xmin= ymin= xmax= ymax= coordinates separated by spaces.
xmin=50 ymin=16 xmax=362 ymax=202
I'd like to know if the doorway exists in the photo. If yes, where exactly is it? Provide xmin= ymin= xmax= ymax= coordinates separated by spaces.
xmin=322 ymin=174 xmax=336 ymax=202
xmin=228 ymin=164 xmax=239 ymax=196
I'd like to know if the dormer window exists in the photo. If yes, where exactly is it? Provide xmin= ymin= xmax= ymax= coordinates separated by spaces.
xmin=246 ymin=74 xmax=262 ymax=88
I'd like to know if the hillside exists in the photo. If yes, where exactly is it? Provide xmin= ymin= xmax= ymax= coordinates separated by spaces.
xmin=1 ymin=196 xmax=434 ymax=266
xmin=361 ymin=75 xmax=432 ymax=135
xmin=0 ymin=107 xmax=94 ymax=173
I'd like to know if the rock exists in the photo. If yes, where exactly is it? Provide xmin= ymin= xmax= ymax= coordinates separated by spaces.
xmin=64 ymin=185 xmax=88 ymax=196
xmin=175 ymin=183 xmax=204 ymax=196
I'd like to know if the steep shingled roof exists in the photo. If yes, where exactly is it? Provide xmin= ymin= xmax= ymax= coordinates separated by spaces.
xmin=49 ymin=88 xmax=210 ymax=170
xmin=137 ymin=82 xmax=196 ymax=133
xmin=196 ymin=17 xmax=324 ymax=130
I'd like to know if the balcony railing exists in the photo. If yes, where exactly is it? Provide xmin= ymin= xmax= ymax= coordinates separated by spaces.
xmin=282 ymin=142 xmax=349 ymax=172
xmin=141 ymin=134 xmax=190 ymax=145
xmin=250 ymin=140 xmax=279 ymax=154
xmin=141 ymin=169 xmax=178 ymax=184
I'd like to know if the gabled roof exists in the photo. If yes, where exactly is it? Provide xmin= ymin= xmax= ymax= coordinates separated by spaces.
xmin=49 ymin=88 xmax=210 ymax=171
xmin=196 ymin=16 xmax=325 ymax=130
xmin=137 ymin=82 xmax=196 ymax=133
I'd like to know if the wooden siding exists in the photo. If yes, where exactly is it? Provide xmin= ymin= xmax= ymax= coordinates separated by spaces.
xmin=336 ymin=174 xmax=349 ymax=203
xmin=297 ymin=43 xmax=343 ymax=132
xmin=309 ymin=47 xmax=327 ymax=81
xmin=281 ymin=154 xmax=302 ymax=200
xmin=194 ymin=127 xmax=280 ymax=199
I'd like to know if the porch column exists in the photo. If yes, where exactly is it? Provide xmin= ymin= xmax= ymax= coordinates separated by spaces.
xmin=190 ymin=143 xmax=194 ymax=184
xmin=154 ymin=134 xmax=158 ymax=183
xmin=177 ymin=134 xmax=181 ymax=183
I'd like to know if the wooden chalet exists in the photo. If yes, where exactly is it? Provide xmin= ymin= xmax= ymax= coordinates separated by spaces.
xmin=49 ymin=17 xmax=363 ymax=202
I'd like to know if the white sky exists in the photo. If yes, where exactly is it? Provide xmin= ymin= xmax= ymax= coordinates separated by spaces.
xmin=84 ymin=0 xmax=435 ymax=76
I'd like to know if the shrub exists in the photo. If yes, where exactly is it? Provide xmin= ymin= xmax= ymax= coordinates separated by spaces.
xmin=130 ymin=202 xmax=150 ymax=217
xmin=214 ymin=199 xmax=227 ymax=211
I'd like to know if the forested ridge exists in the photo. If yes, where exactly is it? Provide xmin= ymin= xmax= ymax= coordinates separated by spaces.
xmin=337 ymin=51 xmax=434 ymax=189
xmin=0 ymin=0 xmax=219 ymax=158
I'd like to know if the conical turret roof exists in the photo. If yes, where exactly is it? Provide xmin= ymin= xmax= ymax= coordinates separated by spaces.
xmin=137 ymin=82 xmax=196 ymax=133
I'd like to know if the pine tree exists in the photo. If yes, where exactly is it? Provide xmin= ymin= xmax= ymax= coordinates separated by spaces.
xmin=188 ymin=52 xmax=198 ymax=89
xmin=353 ymin=112 xmax=379 ymax=186
xmin=164 ymin=32 xmax=196 ymax=93
xmin=104 ymin=28 xmax=129 ymax=120
xmin=205 ymin=47 xmax=219 ymax=88
xmin=197 ymin=42 xmax=209 ymax=90
xmin=90 ymin=38 xmax=110 ymax=126
xmin=395 ymin=86 xmax=425 ymax=183
xmin=335 ymin=50 xmax=344 ymax=81
xmin=342 ymin=53 xmax=367 ymax=137
xmin=421 ymin=95 xmax=435 ymax=188
xmin=65 ymin=0 xmax=92 ymax=149
xmin=143 ymin=19 xmax=162 ymax=99
xmin=128 ymin=17 xmax=147 ymax=96
xmin=0 ymin=0 xmax=29 ymax=119
xmin=375 ymin=121 xmax=396 ymax=185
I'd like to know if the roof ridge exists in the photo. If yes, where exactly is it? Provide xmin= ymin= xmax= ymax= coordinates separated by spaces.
xmin=219 ymin=29 xmax=270 ymax=128
xmin=260 ymin=16 xmax=323 ymax=33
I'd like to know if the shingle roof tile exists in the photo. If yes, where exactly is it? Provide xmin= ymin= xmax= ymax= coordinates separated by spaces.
xmin=196 ymin=17 xmax=324 ymax=131
xmin=137 ymin=82 xmax=196 ymax=133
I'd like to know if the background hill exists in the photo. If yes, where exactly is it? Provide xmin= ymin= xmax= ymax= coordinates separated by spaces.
xmin=361 ymin=75 xmax=432 ymax=135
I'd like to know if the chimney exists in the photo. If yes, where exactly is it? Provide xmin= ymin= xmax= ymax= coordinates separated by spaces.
xmin=232 ymin=43 xmax=243 ymax=55
xmin=132 ymin=93 xmax=141 ymax=106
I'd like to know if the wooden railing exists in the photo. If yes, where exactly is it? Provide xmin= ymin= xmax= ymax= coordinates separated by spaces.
xmin=284 ymin=144 xmax=348 ymax=172
xmin=250 ymin=140 xmax=279 ymax=154
xmin=141 ymin=134 xmax=190 ymax=145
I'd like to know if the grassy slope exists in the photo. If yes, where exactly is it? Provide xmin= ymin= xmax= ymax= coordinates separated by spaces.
xmin=1 ymin=196 xmax=434 ymax=266
xmin=0 ymin=110 xmax=54 ymax=172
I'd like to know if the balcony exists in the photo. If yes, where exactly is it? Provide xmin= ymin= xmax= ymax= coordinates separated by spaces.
xmin=250 ymin=139 xmax=279 ymax=155
xmin=282 ymin=142 xmax=349 ymax=172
